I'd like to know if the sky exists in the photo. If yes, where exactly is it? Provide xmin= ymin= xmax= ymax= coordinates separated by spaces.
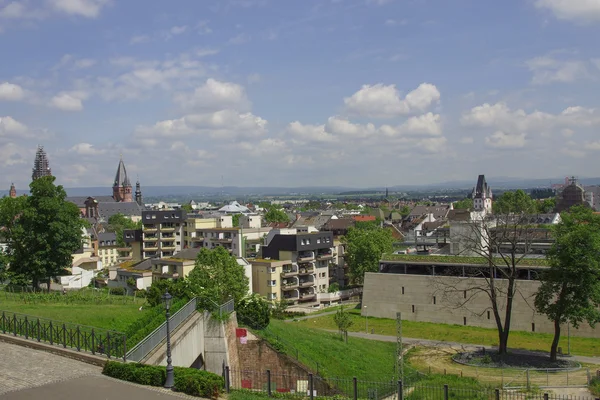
xmin=1 ymin=0 xmax=600 ymax=190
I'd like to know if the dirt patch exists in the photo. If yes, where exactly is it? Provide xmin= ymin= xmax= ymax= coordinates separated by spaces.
xmin=453 ymin=350 xmax=581 ymax=370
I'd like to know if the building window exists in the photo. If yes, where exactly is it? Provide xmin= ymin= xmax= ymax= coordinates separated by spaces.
xmin=531 ymin=323 xmax=535 ymax=332
xmin=317 ymin=239 xmax=321 ymax=244
xmin=269 ymin=293 xmax=277 ymax=300
xmin=411 ymin=305 xmax=415 ymax=313
xmin=402 ymin=287 xmax=405 ymax=295
xmin=464 ymin=290 xmax=467 ymax=299
xmin=268 ymin=280 xmax=276 ymax=287
xmin=487 ymin=311 xmax=490 ymax=320
xmin=433 ymin=296 xmax=436 ymax=305
xmin=463 ymin=317 xmax=467 ymax=326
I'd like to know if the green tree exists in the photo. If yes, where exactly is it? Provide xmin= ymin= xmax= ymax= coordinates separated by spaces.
xmin=107 ymin=213 xmax=142 ymax=246
xmin=536 ymin=198 xmax=556 ymax=214
xmin=333 ymin=305 xmax=354 ymax=342
xmin=187 ymin=247 xmax=249 ymax=310
xmin=237 ymin=293 xmax=270 ymax=329
xmin=399 ymin=205 xmax=411 ymax=217
xmin=343 ymin=223 xmax=394 ymax=285
xmin=453 ymin=198 xmax=473 ymax=210
xmin=1 ymin=176 xmax=86 ymax=289
xmin=493 ymin=190 xmax=536 ymax=214
xmin=232 ymin=213 xmax=241 ymax=227
xmin=264 ymin=207 xmax=289 ymax=224
xmin=271 ymin=299 xmax=289 ymax=320
xmin=534 ymin=206 xmax=600 ymax=361
xmin=181 ymin=203 xmax=193 ymax=213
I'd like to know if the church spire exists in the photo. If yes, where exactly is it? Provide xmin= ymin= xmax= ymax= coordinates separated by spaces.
xmin=32 ymin=145 xmax=52 ymax=181
xmin=9 ymin=183 xmax=16 ymax=198
xmin=113 ymin=157 xmax=133 ymax=202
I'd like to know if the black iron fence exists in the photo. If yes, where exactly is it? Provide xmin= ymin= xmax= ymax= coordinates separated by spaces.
xmin=223 ymin=367 xmax=600 ymax=400
xmin=0 ymin=311 xmax=127 ymax=360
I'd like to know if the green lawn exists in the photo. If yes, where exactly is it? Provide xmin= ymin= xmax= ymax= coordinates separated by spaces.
xmin=0 ymin=291 xmax=149 ymax=332
xmin=261 ymin=320 xmax=398 ymax=380
xmin=296 ymin=309 xmax=600 ymax=358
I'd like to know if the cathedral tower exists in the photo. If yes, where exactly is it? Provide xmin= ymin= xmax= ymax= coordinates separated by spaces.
xmin=32 ymin=145 xmax=52 ymax=181
xmin=113 ymin=156 xmax=133 ymax=202
xmin=9 ymin=183 xmax=16 ymax=198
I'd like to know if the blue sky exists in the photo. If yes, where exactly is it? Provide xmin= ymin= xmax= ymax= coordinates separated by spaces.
xmin=1 ymin=0 xmax=600 ymax=189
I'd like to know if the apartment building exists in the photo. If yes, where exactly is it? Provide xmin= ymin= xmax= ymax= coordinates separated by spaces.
xmin=251 ymin=259 xmax=294 ymax=302
xmin=97 ymin=232 xmax=119 ymax=267
xmin=185 ymin=214 xmax=271 ymax=257
xmin=150 ymin=248 xmax=199 ymax=283
xmin=260 ymin=229 xmax=336 ymax=304
xmin=142 ymin=209 xmax=186 ymax=259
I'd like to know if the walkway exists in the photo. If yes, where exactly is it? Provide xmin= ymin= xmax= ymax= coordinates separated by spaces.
xmin=0 ymin=341 xmax=195 ymax=399
xmin=324 ymin=330 xmax=600 ymax=365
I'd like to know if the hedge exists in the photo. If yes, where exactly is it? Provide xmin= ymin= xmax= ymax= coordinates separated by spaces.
xmin=102 ymin=361 xmax=224 ymax=398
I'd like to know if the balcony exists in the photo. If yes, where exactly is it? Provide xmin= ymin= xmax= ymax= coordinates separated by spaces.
xmin=161 ymin=243 xmax=176 ymax=250
xmin=160 ymin=226 xmax=176 ymax=232
xmin=283 ymin=292 xmax=299 ymax=301
xmin=143 ymin=225 xmax=157 ymax=232
xmin=298 ymin=279 xmax=314 ymax=287
xmin=143 ymin=245 xmax=158 ymax=251
xmin=299 ymin=291 xmax=316 ymax=300
xmin=282 ymin=278 xmax=299 ymax=290
xmin=281 ymin=266 xmax=298 ymax=277
xmin=144 ymin=236 xmax=158 ymax=241
xmin=214 ymin=237 xmax=233 ymax=243
xmin=298 ymin=267 xmax=315 ymax=276
xmin=297 ymin=252 xmax=314 ymax=262
xmin=161 ymin=233 xmax=175 ymax=239
xmin=317 ymin=251 xmax=333 ymax=260
xmin=191 ymin=236 xmax=205 ymax=242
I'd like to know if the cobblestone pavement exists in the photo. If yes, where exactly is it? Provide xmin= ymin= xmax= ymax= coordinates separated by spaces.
xmin=0 ymin=341 xmax=101 ymax=396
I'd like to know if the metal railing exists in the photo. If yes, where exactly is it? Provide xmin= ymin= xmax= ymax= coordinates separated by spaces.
xmin=0 ymin=311 xmax=127 ymax=360
xmin=220 ymin=298 xmax=235 ymax=316
xmin=223 ymin=367 xmax=600 ymax=400
xmin=126 ymin=297 xmax=198 ymax=362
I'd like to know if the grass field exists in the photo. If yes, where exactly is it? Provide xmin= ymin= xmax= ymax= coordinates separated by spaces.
xmin=296 ymin=309 xmax=600 ymax=358
xmin=262 ymin=320 xmax=399 ymax=380
xmin=0 ymin=290 xmax=149 ymax=332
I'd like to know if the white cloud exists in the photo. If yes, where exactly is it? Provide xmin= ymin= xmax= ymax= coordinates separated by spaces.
xmin=0 ymin=82 xmax=25 ymax=101
xmin=525 ymin=56 xmax=591 ymax=84
xmin=173 ymin=79 xmax=250 ymax=111
xmin=48 ymin=0 xmax=109 ymax=18
xmin=170 ymin=25 xmax=187 ymax=35
xmin=367 ymin=0 xmax=392 ymax=5
xmin=0 ymin=142 xmax=29 ymax=166
xmin=325 ymin=116 xmax=376 ymax=137
xmin=287 ymin=121 xmax=336 ymax=143
xmin=69 ymin=142 xmax=106 ymax=155
xmin=535 ymin=0 xmax=600 ymax=23
xmin=0 ymin=1 xmax=46 ymax=19
xmin=485 ymin=131 xmax=527 ymax=149
xmin=49 ymin=91 xmax=88 ymax=111
xmin=344 ymin=83 xmax=440 ymax=118
xmin=0 ymin=116 xmax=28 ymax=136
xmin=129 ymin=34 xmax=150 ymax=44
xmin=228 ymin=33 xmax=250 ymax=45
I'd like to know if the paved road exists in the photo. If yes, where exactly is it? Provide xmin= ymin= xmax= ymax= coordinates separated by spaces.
xmin=0 ymin=341 xmax=195 ymax=399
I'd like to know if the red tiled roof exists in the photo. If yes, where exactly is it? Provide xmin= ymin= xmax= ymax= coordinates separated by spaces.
xmin=353 ymin=215 xmax=376 ymax=222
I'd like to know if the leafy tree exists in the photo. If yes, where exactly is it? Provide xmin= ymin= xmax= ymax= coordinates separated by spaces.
xmin=399 ymin=205 xmax=411 ymax=217
xmin=328 ymin=282 xmax=340 ymax=293
xmin=232 ymin=213 xmax=241 ymax=227
xmin=187 ymin=247 xmax=249 ymax=311
xmin=453 ymin=198 xmax=473 ymax=210
xmin=0 ymin=176 xmax=86 ymax=289
xmin=271 ymin=299 xmax=289 ymax=320
xmin=333 ymin=305 xmax=353 ymax=342
xmin=493 ymin=190 xmax=536 ymax=214
xmin=181 ymin=203 xmax=193 ymax=213
xmin=145 ymin=278 xmax=191 ymax=307
xmin=536 ymin=198 xmax=556 ymax=214
xmin=107 ymin=213 xmax=142 ymax=247
xmin=264 ymin=207 xmax=289 ymax=224
xmin=343 ymin=223 xmax=394 ymax=284
xmin=534 ymin=206 xmax=600 ymax=361
xmin=237 ymin=293 xmax=270 ymax=329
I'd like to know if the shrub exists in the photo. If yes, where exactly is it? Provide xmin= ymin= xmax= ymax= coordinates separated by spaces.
xmin=173 ymin=367 xmax=224 ymax=399
xmin=103 ymin=362 xmax=223 ymax=398
xmin=109 ymin=287 xmax=126 ymax=296
xmin=102 ymin=361 xmax=165 ymax=386
xmin=590 ymin=377 xmax=600 ymax=397
xmin=237 ymin=293 xmax=270 ymax=330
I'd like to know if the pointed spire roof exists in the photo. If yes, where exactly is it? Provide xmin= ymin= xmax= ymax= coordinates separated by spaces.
xmin=32 ymin=145 xmax=52 ymax=181
xmin=114 ymin=156 xmax=131 ymax=187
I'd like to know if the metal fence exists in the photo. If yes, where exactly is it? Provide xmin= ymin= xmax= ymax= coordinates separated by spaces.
xmin=220 ymin=298 xmax=235 ymax=316
xmin=223 ymin=368 xmax=600 ymax=400
xmin=0 ymin=311 xmax=127 ymax=360
xmin=126 ymin=297 xmax=198 ymax=362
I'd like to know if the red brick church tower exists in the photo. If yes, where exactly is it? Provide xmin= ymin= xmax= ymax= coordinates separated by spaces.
xmin=9 ymin=183 xmax=16 ymax=198
xmin=112 ymin=156 xmax=133 ymax=202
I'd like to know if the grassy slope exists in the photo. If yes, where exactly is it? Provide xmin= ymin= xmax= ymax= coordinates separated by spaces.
xmin=0 ymin=295 xmax=148 ymax=332
xmin=265 ymin=319 xmax=397 ymax=380
xmin=296 ymin=309 xmax=600 ymax=357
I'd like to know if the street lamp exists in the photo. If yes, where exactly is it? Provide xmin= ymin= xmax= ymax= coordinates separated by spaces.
xmin=163 ymin=291 xmax=174 ymax=389
xmin=364 ymin=305 xmax=368 ymax=334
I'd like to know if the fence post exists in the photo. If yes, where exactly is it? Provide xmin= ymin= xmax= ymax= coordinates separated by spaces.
xmin=309 ymin=373 xmax=314 ymax=400
xmin=397 ymin=380 xmax=403 ymax=400
xmin=91 ymin=329 xmax=95 ymax=355
xmin=443 ymin=384 xmax=449 ymax=400
xmin=107 ymin=332 xmax=111 ymax=358
xmin=76 ymin=326 xmax=81 ymax=351
xmin=49 ymin=321 xmax=53 ymax=345
xmin=495 ymin=388 xmax=500 ymax=400
xmin=62 ymin=323 xmax=66 ymax=348
xmin=353 ymin=377 xmax=358 ymax=400
xmin=13 ymin=314 xmax=17 ymax=336
xmin=567 ymin=368 xmax=569 ymax=386
xmin=543 ymin=394 xmax=548 ymax=400
xmin=122 ymin=335 xmax=127 ymax=362
xmin=225 ymin=366 xmax=231 ymax=393
xmin=36 ymin=319 xmax=40 ymax=342
xmin=267 ymin=370 xmax=272 ymax=397
xmin=24 ymin=316 xmax=28 ymax=339
xmin=1 ymin=312 xmax=5 ymax=334
xmin=526 ymin=369 xmax=530 ymax=391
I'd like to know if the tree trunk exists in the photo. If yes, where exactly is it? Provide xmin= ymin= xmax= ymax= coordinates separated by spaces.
xmin=47 ymin=277 xmax=52 ymax=293
xmin=499 ymin=276 xmax=516 ymax=355
xmin=550 ymin=319 xmax=561 ymax=362
xmin=32 ymin=277 xmax=39 ymax=292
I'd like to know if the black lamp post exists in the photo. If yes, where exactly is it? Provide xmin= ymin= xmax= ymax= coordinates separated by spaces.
xmin=163 ymin=291 xmax=174 ymax=389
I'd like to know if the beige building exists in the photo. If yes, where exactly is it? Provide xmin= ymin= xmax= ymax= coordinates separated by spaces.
xmin=97 ymin=232 xmax=120 ymax=267
xmin=108 ymin=259 xmax=153 ymax=294
xmin=142 ymin=209 xmax=186 ymax=258
xmin=150 ymin=248 xmax=200 ymax=283
xmin=251 ymin=259 xmax=295 ymax=302
xmin=363 ymin=258 xmax=600 ymax=338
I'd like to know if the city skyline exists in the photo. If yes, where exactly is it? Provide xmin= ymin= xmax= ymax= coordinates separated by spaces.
xmin=1 ymin=0 xmax=600 ymax=188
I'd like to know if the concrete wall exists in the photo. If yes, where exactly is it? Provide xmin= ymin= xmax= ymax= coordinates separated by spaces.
xmin=203 ymin=312 xmax=229 ymax=375
xmin=362 ymin=272 xmax=600 ymax=338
